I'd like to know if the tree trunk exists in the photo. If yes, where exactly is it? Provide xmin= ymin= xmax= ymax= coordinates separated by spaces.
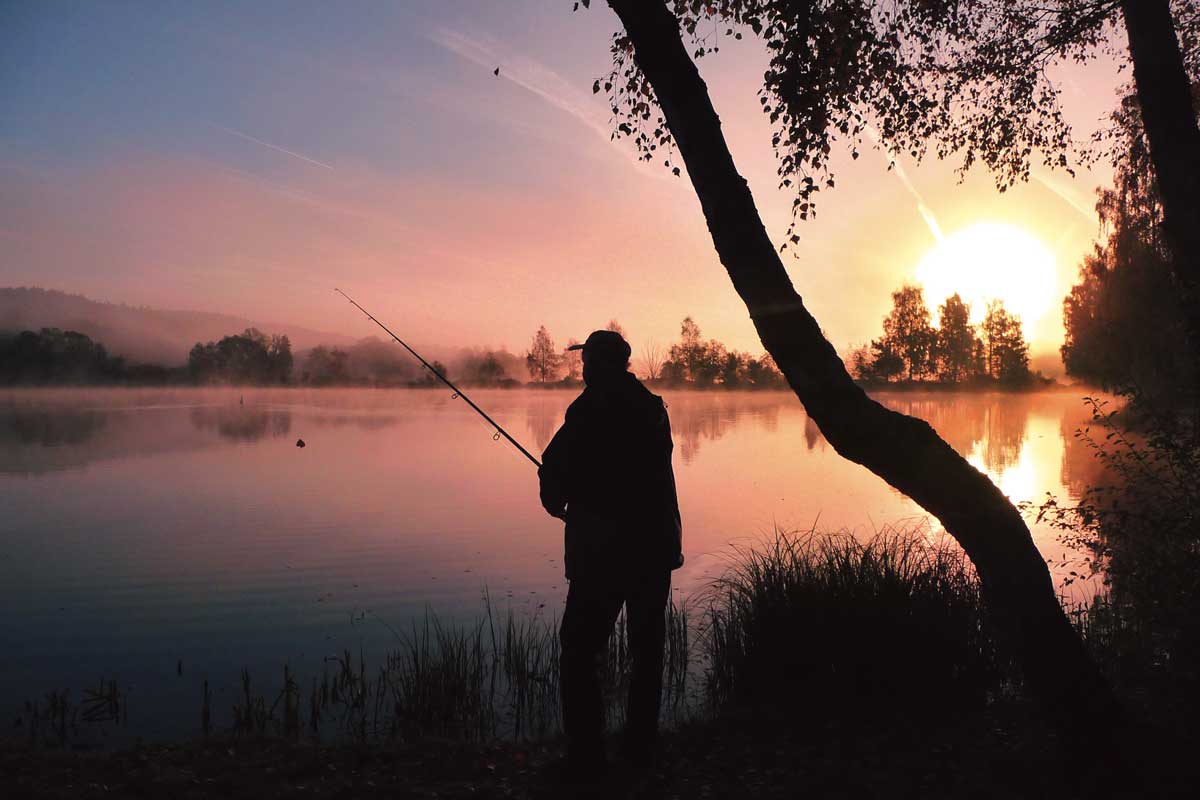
xmin=605 ymin=0 xmax=1121 ymax=736
xmin=1121 ymin=0 xmax=1200 ymax=357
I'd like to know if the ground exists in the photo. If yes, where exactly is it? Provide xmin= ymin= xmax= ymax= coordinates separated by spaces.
xmin=6 ymin=701 xmax=1189 ymax=799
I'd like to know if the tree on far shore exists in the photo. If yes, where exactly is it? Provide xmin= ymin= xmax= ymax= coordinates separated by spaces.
xmin=935 ymin=294 xmax=979 ymax=383
xmin=851 ymin=287 xmax=1028 ymax=386
xmin=640 ymin=340 xmax=665 ymax=381
xmin=982 ymin=302 xmax=1030 ymax=385
xmin=881 ymin=286 xmax=934 ymax=380
xmin=657 ymin=316 xmax=783 ymax=388
xmin=189 ymin=328 xmax=292 ymax=385
xmin=302 ymin=346 xmax=349 ymax=386
xmin=525 ymin=326 xmax=562 ymax=383
xmin=563 ymin=338 xmax=583 ymax=381
xmin=0 ymin=328 xmax=127 ymax=384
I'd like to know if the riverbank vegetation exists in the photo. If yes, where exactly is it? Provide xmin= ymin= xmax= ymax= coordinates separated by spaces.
xmin=0 ymin=328 xmax=182 ymax=385
xmin=1041 ymin=64 xmax=1200 ymax=734
xmin=8 ymin=524 xmax=1197 ymax=796
xmin=1060 ymin=87 xmax=1199 ymax=413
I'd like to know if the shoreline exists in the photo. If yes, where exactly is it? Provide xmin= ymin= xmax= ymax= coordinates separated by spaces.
xmin=5 ymin=695 xmax=1190 ymax=799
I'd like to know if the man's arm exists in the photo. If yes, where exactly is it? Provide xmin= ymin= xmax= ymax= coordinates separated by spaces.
xmin=658 ymin=404 xmax=684 ymax=568
xmin=538 ymin=420 xmax=571 ymax=520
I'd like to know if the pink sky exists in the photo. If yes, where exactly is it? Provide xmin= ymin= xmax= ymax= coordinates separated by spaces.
xmin=1 ymin=2 xmax=1129 ymax=368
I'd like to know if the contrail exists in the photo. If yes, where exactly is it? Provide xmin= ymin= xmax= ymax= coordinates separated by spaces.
xmin=212 ymin=124 xmax=335 ymax=170
xmin=1032 ymin=172 xmax=1096 ymax=222
xmin=430 ymin=28 xmax=612 ymax=142
xmin=863 ymin=124 xmax=943 ymax=243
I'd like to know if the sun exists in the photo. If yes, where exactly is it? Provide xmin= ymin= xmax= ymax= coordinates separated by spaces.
xmin=915 ymin=222 xmax=1057 ymax=334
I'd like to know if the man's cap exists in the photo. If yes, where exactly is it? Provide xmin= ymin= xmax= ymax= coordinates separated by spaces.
xmin=568 ymin=330 xmax=631 ymax=362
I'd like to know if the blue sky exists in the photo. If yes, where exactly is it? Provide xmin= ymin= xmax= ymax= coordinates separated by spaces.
xmin=2 ymin=1 xmax=1127 ymax=363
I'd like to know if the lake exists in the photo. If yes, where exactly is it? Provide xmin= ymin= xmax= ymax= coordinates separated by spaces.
xmin=0 ymin=386 xmax=1106 ymax=740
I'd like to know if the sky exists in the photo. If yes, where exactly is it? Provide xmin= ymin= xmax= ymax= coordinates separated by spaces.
xmin=1 ymin=1 xmax=1130 ymax=368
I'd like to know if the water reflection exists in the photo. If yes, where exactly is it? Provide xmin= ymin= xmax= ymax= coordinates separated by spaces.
xmin=0 ymin=390 xmax=405 ymax=472
xmin=0 ymin=388 xmax=1104 ymax=494
xmin=0 ymin=399 xmax=209 ymax=475
xmin=309 ymin=414 xmax=400 ymax=431
xmin=525 ymin=395 xmax=561 ymax=452
xmin=880 ymin=394 xmax=1031 ymax=473
xmin=661 ymin=393 xmax=785 ymax=464
xmin=803 ymin=414 xmax=824 ymax=452
xmin=190 ymin=406 xmax=292 ymax=442
xmin=1059 ymin=408 xmax=1113 ymax=500
xmin=517 ymin=390 xmax=1047 ymax=471
xmin=1 ymin=406 xmax=107 ymax=447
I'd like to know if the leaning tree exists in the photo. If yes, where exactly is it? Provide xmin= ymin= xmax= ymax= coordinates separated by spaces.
xmin=596 ymin=0 xmax=1200 ymax=356
xmin=578 ymin=0 xmax=1200 ymax=741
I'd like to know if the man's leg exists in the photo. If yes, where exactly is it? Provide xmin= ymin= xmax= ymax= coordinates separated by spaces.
xmin=559 ymin=575 xmax=623 ymax=770
xmin=622 ymin=569 xmax=672 ymax=761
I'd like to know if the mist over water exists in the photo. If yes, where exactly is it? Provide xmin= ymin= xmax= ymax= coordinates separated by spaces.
xmin=0 ymin=387 xmax=1104 ymax=739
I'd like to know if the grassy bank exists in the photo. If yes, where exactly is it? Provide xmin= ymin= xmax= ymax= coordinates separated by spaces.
xmin=3 ymin=702 xmax=1094 ymax=799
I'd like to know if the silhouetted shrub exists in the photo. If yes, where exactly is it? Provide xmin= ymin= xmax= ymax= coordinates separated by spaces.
xmin=701 ymin=527 xmax=1008 ymax=718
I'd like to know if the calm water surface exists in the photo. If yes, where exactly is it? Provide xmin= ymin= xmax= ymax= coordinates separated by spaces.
xmin=0 ymin=387 xmax=1106 ymax=739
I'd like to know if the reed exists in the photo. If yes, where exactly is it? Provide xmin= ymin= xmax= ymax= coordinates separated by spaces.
xmin=80 ymin=677 xmax=123 ymax=725
xmin=699 ymin=525 xmax=1009 ymax=716
xmin=201 ymin=678 xmax=211 ymax=739
xmin=142 ymin=590 xmax=679 ymax=746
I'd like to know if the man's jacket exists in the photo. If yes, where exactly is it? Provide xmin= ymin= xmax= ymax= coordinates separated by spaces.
xmin=538 ymin=372 xmax=683 ymax=580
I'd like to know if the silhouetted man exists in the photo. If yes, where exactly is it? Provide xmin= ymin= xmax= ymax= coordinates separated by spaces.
xmin=538 ymin=329 xmax=683 ymax=775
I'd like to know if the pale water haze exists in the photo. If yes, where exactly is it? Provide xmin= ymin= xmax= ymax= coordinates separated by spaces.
xmin=0 ymin=387 xmax=1105 ymax=739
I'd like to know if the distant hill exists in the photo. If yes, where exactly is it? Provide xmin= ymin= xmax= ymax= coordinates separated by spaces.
xmin=0 ymin=288 xmax=355 ymax=365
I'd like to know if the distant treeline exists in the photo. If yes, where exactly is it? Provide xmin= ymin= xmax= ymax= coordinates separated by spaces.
xmin=522 ymin=317 xmax=787 ymax=390
xmin=3 ymin=305 xmax=1040 ymax=391
xmin=846 ymin=286 xmax=1043 ymax=388
xmin=0 ymin=328 xmax=179 ymax=385
xmin=0 ymin=326 xmax=532 ymax=388
xmin=190 ymin=329 xmax=536 ymax=388
xmin=297 ymin=341 xmax=527 ymax=387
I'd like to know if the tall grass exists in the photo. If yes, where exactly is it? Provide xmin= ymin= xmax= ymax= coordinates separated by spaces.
xmin=225 ymin=594 xmax=695 ymax=745
xmin=700 ymin=526 xmax=1009 ymax=716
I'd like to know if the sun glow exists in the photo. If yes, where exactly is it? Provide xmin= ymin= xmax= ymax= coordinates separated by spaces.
xmin=915 ymin=222 xmax=1057 ymax=335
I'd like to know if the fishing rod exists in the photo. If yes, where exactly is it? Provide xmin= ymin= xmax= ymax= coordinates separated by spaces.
xmin=334 ymin=288 xmax=542 ymax=469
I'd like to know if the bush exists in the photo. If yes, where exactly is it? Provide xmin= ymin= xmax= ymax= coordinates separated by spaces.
xmin=1036 ymin=396 xmax=1200 ymax=711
